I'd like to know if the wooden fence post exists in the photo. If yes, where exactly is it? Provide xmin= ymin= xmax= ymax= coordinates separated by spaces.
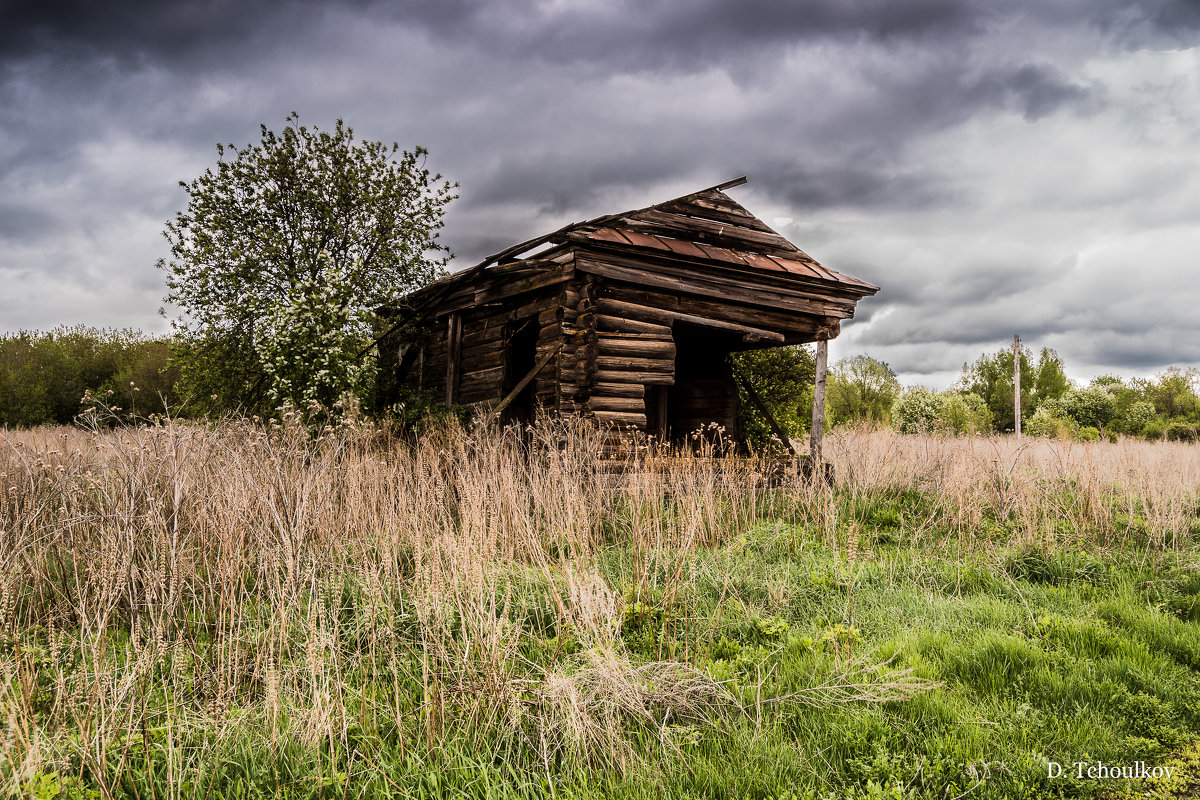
xmin=810 ymin=337 xmax=829 ymax=464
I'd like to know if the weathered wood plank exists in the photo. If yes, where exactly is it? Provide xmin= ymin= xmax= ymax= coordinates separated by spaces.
xmin=586 ymin=395 xmax=645 ymax=413
xmin=577 ymin=255 xmax=855 ymax=317
xmin=462 ymin=324 xmax=506 ymax=349
xmin=460 ymin=349 xmax=505 ymax=375
xmin=595 ymin=369 xmax=675 ymax=386
xmin=656 ymin=199 xmax=776 ymax=233
xmin=592 ymin=410 xmax=647 ymax=428
xmin=604 ymin=285 xmax=834 ymax=336
xmin=597 ymin=336 xmax=676 ymax=358
xmin=584 ymin=245 xmax=864 ymax=309
xmin=445 ymin=313 xmax=462 ymax=406
xmin=596 ymin=314 xmax=672 ymax=335
xmin=623 ymin=209 xmax=802 ymax=259
xmin=596 ymin=354 xmax=673 ymax=372
xmin=811 ymin=338 xmax=829 ymax=462
xmin=592 ymin=382 xmax=645 ymax=398
xmin=460 ymin=365 xmax=504 ymax=387
xmin=596 ymin=296 xmax=785 ymax=343
xmin=472 ymin=269 xmax=571 ymax=305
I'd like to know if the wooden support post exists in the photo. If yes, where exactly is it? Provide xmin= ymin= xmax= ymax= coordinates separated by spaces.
xmin=1013 ymin=334 xmax=1021 ymax=439
xmin=445 ymin=312 xmax=462 ymax=407
xmin=810 ymin=337 xmax=829 ymax=464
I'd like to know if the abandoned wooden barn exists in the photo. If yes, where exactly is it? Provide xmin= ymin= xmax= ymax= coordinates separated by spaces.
xmin=378 ymin=178 xmax=879 ymax=453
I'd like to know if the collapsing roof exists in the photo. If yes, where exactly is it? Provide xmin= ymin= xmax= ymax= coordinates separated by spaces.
xmin=380 ymin=178 xmax=879 ymax=450
xmin=405 ymin=176 xmax=876 ymax=316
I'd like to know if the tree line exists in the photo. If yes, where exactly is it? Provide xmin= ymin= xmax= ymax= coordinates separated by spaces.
xmin=0 ymin=327 xmax=180 ymax=427
xmin=2 ymin=327 xmax=1197 ymax=442
xmin=733 ymin=344 xmax=1200 ymax=445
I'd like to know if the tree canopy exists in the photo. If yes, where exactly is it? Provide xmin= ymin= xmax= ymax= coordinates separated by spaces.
xmin=160 ymin=114 xmax=456 ymax=415
xmin=956 ymin=346 xmax=1070 ymax=431
xmin=827 ymin=354 xmax=901 ymax=426
xmin=731 ymin=345 xmax=815 ymax=449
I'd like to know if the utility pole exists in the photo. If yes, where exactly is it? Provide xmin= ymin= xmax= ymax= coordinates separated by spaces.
xmin=1013 ymin=334 xmax=1021 ymax=439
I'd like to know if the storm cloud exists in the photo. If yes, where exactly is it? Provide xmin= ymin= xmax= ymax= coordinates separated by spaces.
xmin=2 ymin=0 xmax=1198 ymax=386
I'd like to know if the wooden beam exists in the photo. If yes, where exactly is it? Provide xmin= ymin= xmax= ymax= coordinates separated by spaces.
xmin=492 ymin=343 xmax=562 ymax=419
xmin=597 ymin=297 xmax=785 ymax=343
xmin=578 ymin=256 xmax=853 ymax=318
xmin=445 ymin=312 xmax=462 ymax=407
xmin=810 ymin=338 xmax=829 ymax=463
xmin=730 ymin=363 xmax=797 ymax=456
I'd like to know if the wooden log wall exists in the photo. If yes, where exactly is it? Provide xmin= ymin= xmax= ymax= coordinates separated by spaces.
xmin=559 ymin=279 xmax=588 ymax=414
xmin=401 ymin=256 xmax=576 ymax=411
xmin=563 ymin=280 xmax=672 ymax=430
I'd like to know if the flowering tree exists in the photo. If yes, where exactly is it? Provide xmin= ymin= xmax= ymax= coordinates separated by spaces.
xmin=160 ymin=114 xmax=456 ymax=414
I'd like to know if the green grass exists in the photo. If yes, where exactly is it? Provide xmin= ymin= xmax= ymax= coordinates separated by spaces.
xmin=29 ymin=516 xmax=1200 ymax=799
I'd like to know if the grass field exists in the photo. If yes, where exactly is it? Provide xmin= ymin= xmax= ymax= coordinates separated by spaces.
xmin=3 ymin=417 xmax=1200 ymax=798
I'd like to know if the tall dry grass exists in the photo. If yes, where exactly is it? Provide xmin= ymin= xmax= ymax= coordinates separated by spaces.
xmin=826 ymin=426 xmax=1200 ymax=551
xmin=0 ymin=416 xmax=1197 ymax=794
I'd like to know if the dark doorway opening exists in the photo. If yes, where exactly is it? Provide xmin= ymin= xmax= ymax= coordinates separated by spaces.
xmin=664 ymin=323 xmax=741 ymax=449
xmin=503 ymin=318 xmax=539 ymax=425
xmin=644 ymin=385 xmax=670 ymax=441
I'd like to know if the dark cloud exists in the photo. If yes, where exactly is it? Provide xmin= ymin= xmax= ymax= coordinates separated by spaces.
xmin=0 ymin=0 xmax=333 ymax=68
xmin=0 ymin=0 xmax=1197 ymax=384
xmin=0 ymin=202 xmax=53 ymax=240
xmin=444 ymin=0 xmax=985 ymax=73
xmin=971 ymin=63 xmax=1098 ymax=121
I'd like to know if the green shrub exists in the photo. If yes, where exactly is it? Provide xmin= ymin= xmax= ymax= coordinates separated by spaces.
xmin=892 ymin=388 xmax=991 ymax=435
xmin=1144 ymin=418 xmax=1168 ymax=441
xmin=0 ymin=327 xmax=181 ymax=427
xmin=1076 ymin=425 xmax=1100 ymax=442
xmin=1124 ymin=400 xmax=1157 ymax=436
xmin=891 ymin=387 xmax=942 ymax=434
xmin=1060 ymin=387 xmax=1118 ymax=430
xmin=1165 ymin=420 xmax=1198 ymax=442
xmin=938 ymin=392 xmax=992 ymax=434
xmin=1025 ymin=406 xmax=1076 ymax=439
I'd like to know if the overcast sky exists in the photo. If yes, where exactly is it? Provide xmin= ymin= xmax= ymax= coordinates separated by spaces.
xmin=2 ymin=0 xmax=1198 ymax=388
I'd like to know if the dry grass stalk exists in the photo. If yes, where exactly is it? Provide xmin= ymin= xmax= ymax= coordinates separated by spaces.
xmin=0 ymin=418 xmax=1196 ymax=792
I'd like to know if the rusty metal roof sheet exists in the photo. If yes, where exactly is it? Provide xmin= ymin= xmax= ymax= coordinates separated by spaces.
xmin=586 ymin=228 xmax=876 ymax=291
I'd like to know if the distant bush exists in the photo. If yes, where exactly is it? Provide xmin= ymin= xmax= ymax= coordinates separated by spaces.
xmin=0 ymin=327 xmax=180 ymax=427
xmin=1123 ymin=400 xmax=1157 ymax=437
xmin=1144 ymin=419 xmax=1168 ymax=441
xmin=1059 ymin=387 xmax=1118 ymax=430
xmin=939 ymin=392 xmax=992 ymax=434
xmin=891 ymin=388 xmax=942 ymax=434
xmin=1025 ymin=406 xmax=1076 ymax=439
xmin=1165 ymin=420 xmax=1198 ymax=442
xmin=1076 ymin=425 xmax=1100 ymax=442
xmin=891 ymin=388 xmax=990 ymax=435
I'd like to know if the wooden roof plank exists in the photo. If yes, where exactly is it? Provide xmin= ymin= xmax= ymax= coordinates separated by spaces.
xmin=576 ymin=256 xmax=856 ymax=318
xmin=656 ymin=199 xmax=777 ymax=233
xmin=622 ymin=208 xmax=805 ymax=258
xmin=581 ymin=228 xmax=877 ymax=295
